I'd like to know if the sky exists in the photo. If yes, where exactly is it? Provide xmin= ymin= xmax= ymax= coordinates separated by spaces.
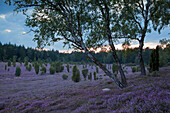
xmin=0 ymin=1 xmax=169 ymax=53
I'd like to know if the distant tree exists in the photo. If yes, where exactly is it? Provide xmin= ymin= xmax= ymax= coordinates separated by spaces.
xmin=159 ymin=38 xmax=170 ymax=48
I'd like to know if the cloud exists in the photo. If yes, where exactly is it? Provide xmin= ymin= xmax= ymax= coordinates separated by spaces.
xmin=115 ymin=42 xmax=159 ymax=50
xmin=4 ymin=29 xmax=11 ymax=32
xmin=0 ymin=14 xmax=6 ymax=19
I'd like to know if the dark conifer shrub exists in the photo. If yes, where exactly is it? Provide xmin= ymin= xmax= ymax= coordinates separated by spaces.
xmin=96 ymin=66 xmax=99 ymax=73
xmin=24 ymin=60 xmax=28 ymax=67
xmin=149 ymin=46 xmax=159 ymax=72
xmin=49 ymin=66 xmax=55 ymax=74
xmin=131 ymin=67 xmax=137 ymax=73
xmin=60 ymin=66 xmax=64 ymax=72
xmin=28 ymin=64 xmax=32 ymax=71
xmin=15 ymin=66 xmax=21 ymax=76
xmin=8 ymin=60 xmax=11 ymax=67
xmin=34 ymin=62 xmax=39 ymax=74
xmin=112 ymin=63 xmax=118 ymax=74
xmin=93 ymin=71 xmax=97 ymax=80
xmin=12 ymin=56 xmax=16 ymax=67
xmin=88 ymin=72 xmax=92 ymax=80
xmin=82 ymin=68 xmax=88 ymax=80
xmin=40 ymin=66 xmax=46 ymax=74
xmin=5 ymin=65 xmax=7 ymax=70
xmin=66 ymin=64 xmax=70 ymax=72
xmin=72 ymin=65 xmax=80 ymax=82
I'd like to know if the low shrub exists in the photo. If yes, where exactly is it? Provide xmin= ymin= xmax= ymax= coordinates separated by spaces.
xmin=40 ymin=71 xmax=45 ymax=75
xmin=131 ymin=67 xmax=137 ymax=73
xmin=62 ymin=74 xmax=68 ymax=80
xmin=60 ymin=66 xmax=64 ymax=72
xmin=125 ymin=63 xmax=136 ymax=66
xmin=15 ymin=66 xmax=21 ymax=76
xmin=148 ymin=71 xmax=160 ymax=77
xmin=8 ymin=68 xmax=10 ymax=71
xmin=137 ymin=65 xmax=141 ymax=72
xmin=112 ymin=63 xmax=118 ymax=74
xmin=49 ymin=66 xmax=55 ymax=74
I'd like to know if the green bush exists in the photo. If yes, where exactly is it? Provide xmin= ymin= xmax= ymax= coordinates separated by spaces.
xmin=112 ymin=63 xmax=118 ymax=74
xmin=61 ymin=66 xmax=64 ymax=72
xmin=137 ymin=65 xmax=141 ymax=72
xmin=55 ymin=61 xmax=64 ymax=73
xmin=88 ymin=72 xmax=92 ymax=80
xmin=96 ymin=66 xmax=99 ymax=73
xmin=8 ymin=60 xmax=11 ymax=67
xmin=49 ymin=66 xmax=55 ymax=74
xmin=15 ymin=66 xmax=21 ymax=76
xmin=40 ymin=71 xmax=45 ymax=75
xmin=82 ymin=68 xmax=88 ymax=80
xmin=93 ymin=71 xmax=97 ymax=80
xmin=125 ymin=63 xmax=136 ymax=66
xmin=62 ymin=74 xmax=68 ymax=80
xmin=28 ymin=64 xmax=32 ymax=71
xmin=34 ymin=62 xmax=39 ymax=74
xmin=72 ymin=65 xmax=81 ymax=82
xmin=148 ymin=71 xmax=160 ymax=77
xmin=131 ymin=67 xmax=137 ymax=73
xmin=168 ymin=62 xmax=170 ymax=66
xmin=12 ymin=56 xmax=16 ymax=67
xmin=8 ymin=68 xmax=10 ymax=71
xmin=66 ymin=64 xmax=70 ymax=72
xmin=40 ymin=66 xmax=46 ymax=74
xmin=24 ymin=60 xmax=28 ymax=67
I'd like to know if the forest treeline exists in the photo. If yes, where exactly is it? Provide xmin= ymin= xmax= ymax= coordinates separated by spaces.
xmin=0 ymin=42 xmax=169 ymax=67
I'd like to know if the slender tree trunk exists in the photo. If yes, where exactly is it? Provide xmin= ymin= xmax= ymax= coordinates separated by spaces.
xmin=138 ymin=40 xmax=146 ymax=75
xmin=109 ymin=41 xmax=127 ymax=86
xmin=81 ymin=43 xmax=125 ymax=88
xmin=102 ymin=0 xmax=127 ymax=87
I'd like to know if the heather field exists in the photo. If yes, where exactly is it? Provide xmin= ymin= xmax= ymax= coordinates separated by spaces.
xmin=0 ymin=62 xmax=170 ymax=113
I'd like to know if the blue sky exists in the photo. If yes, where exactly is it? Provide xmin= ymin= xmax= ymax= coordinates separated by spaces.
xmin=0 ymin=1 xmax=169 ymax=52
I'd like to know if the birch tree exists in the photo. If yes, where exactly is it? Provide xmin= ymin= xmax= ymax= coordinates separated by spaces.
xmin=115 ymin=0 xmax=169 ymax=75
xmin=5 ymin=0 xmax=127 ymax=88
